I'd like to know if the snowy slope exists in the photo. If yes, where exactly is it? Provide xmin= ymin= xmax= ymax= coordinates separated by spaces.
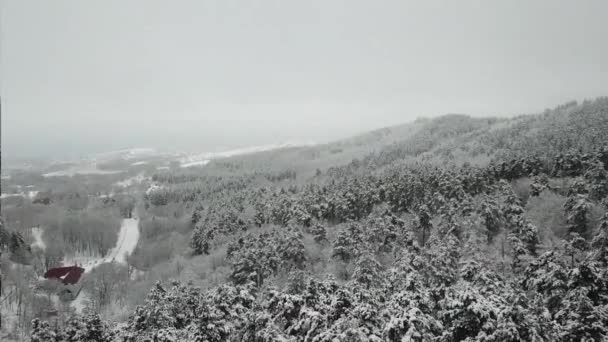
xmin=43 ymin=163 xmax=122 ymax=177
xmin=179 ymin=141 xmax=315 ymax=167
xmin=88 ymin=148 xmax=157 ymax=161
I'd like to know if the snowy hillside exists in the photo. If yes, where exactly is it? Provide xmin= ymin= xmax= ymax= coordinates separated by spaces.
xmin=179 ymin=141 xmax=316 ymax=168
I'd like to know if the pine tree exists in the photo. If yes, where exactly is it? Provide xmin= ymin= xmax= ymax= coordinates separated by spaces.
xmin=416 ymin=204 xmax=432 ymax=246
xmin=82 ymin=313 xmax=110 ymax=342
xmin=62 ymin=317 xmax=84 ymax=342
xmin=568 ymin=178 xmax=589 ymax=196
xmin=502 ymin=193 xmax=524 ymax=225
xmin=584 ymin=161 xmax=608 ymax=200
xmin=310 ymin=223 xmax=328 ymax=244
xmin=30 ymin=319 xmax=56 ymax=342
xmin=352 ymin=252 xmax=382 ymax=289
xmin=556 ymin=288 xmax=608 ymax=341
xmin=439 ymin=284 xmax=501 ymax=341
xmin=279 ymin=231 xmax=307 ymax=269
xmin=332 ymin=229 xmax=354 ymax=262
xmin=191 ymin=204 xmax=204 ymax=224
xmin=564 ymin=233 xmax=588 ymax=267
xmin=508 ymin=233 xmax=528 ymax=271
xmin=523 ymin=251 xmax=569 ymax=315
xmin=564 ymin=194 xmax=592 ymax=239
xmin=480 ymin=197 xmax=502 ymax=243
xmin=591 ymin=213 xmax=608 ymax=266
xmin=253 ymin=207 xmax=265 ymax=227
xmin=509 ymin=216 xmax=540 ymax=259
xmin=190 ymin=221 xmax=211 ymax=255
xmin=530 ymin=173 xmax=550 ymax=197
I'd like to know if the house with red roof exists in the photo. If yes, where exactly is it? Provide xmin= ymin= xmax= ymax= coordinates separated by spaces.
xmin=43 ymin=265 xmax=85 ymax=301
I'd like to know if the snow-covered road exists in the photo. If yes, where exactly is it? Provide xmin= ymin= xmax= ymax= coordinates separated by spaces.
xmin=105 ymin=217 xmax=140 ymax=264
xmin=64 ymin=217 xmax=140 ymax=272
xmin=69 ymin=216 xmax=140 ymax=313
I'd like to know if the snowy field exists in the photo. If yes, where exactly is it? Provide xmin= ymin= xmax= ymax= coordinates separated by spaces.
xmin=43 ymin=163 xmax=122 ymax=177
xmin=0 ymin=191 xmax=39 ymax=200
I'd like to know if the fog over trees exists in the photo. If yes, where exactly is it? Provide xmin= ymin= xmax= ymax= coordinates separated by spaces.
xmin=2 ymin=1 xmax=608 ymax=160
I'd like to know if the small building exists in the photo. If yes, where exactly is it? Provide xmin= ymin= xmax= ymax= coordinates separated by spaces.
xmin=43 ymin=266 xmax=85 ymax=301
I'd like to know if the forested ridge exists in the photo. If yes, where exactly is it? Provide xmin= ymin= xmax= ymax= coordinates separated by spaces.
xmin=11 ymin=98 xmax=608 ymax=341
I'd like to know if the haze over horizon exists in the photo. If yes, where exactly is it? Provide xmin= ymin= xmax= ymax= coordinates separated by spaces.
xmin=2 ymin=0 xmax=607 ymax=160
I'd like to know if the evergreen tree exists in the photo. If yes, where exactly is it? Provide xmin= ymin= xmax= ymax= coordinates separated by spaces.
xmin=352 ymin=252 xmax=382 ymax=289
xmin=415 ymin=204 xmax=432 ymax=246
xmin=564 ymin=194 xmax=592 ymax=239
xmin=530 ymin=173 xmax=550 ymax=196
xmin=310 ymin=223 xmax=328 ymax=244
xmin=556 ymin=288 xmax=608 ymax=341
xmin=480 ymin=197 xmax=502 ymax=243
xmin=564 ymin=233 xmax=588 ymax=267
xmin=81 ymin=313 xmax=110 ymax=342
xmin=30 ymin=319 xmax=56 ymax=342
xmin=191 ymin=204 xmax=204 ymax=224
xmin=332 ymin=229 xmax=355 ymax=262
xmin=278 ymin=231 xmax=307 ymax=269
xmin=508 ymin=216 xmax=540 ymax=265
xmin=584 ymin=162 xmax=608 ymax=200
xmin=591 ymin=213 xmax=608 ymax=266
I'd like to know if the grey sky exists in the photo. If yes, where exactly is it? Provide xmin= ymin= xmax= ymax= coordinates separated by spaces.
xmin=1 ymin=0 xmax=607 ymax=159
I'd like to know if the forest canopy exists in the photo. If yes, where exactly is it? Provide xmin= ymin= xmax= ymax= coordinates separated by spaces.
xmin=3 ymin=98 xmax=608 ymax=341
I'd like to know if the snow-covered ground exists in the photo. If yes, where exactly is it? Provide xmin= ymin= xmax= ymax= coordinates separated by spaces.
xmin=70 ymin=289 xmax=88 ymax=313
xmin=106 ymin=218 xmax=140 ymax=265
xmin=0 ymin=191 xmax=39 ymax=200
xmin=63 ymin=217 xmax=140 ymax=273
xmin=31 ymin=227 xmax=46 ymax=250
xmin=33 ymin=148 xmax=155 ymax=179
xmin=66 ymin=217 xmax=140 ymax=313
xmin=145 ymin=183 xmax=164 ymax=195
xmin=0 ymin=193 xmax=22 ymax=199
xmin=115 ymin=173 xmax=147 ymax=188
xmin=99 ymin=192 xmax=115 ymax=199
xmin=88 ymin=148 xmax=157 ymax=161
xmin=43 ymin=163 xmax=122 ymax=177
xmin=181 ymin=160 xmax=210 ymax=168
xmin=178 ymin=141 xmax=316 ymax=168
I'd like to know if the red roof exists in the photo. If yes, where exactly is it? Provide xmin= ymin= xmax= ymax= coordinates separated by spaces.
xmin=44 ymin=266 xmax=85 ymax=285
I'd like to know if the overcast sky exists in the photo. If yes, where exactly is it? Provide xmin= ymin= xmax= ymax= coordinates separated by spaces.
xmin=1 ymin=0 xmax=607 ymax=159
